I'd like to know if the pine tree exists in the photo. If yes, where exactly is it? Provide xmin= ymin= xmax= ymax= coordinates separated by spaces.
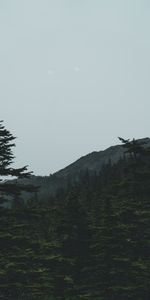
xmin=0 ymin=120 xmax=36 ymax=206
xmin=113 ymin=137 xmax=150 ymax=299
xmin=50 ymin=190 xmax=92 ymax=299
xmin=0 ymin=121 xmax=38 ymax=299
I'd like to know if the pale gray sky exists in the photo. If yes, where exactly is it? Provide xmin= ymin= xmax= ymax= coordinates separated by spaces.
xmin=0 ymin=0 xmax=150 ymax=175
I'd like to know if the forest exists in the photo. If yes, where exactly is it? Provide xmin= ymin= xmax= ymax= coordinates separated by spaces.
xmin=0 ymin=121 xmax=149 ymax=299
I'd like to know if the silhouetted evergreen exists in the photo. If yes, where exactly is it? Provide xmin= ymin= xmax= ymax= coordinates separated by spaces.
xmin=0 ymin=120 xmax=37 ymax=207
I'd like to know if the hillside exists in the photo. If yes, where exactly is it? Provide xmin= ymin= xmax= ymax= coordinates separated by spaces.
xmin=16 ymin=137 xmax=150 ymax=201
xmin=1 ymin=136 xmax=150 ymax=299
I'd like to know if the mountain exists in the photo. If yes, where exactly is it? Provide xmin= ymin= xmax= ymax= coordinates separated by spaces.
xmin=17 ymin=137 xmax=150 ymax=202
xmin=1 ymin=137 xmax=150 ymax=299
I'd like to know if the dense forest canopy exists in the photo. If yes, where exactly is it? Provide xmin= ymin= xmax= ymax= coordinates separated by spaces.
xmin=0 ymin=121 xmax=149 ymax=299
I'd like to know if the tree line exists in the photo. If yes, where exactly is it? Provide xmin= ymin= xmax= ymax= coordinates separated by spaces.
xmin=0 ymin=121 xmax=149 ymax=299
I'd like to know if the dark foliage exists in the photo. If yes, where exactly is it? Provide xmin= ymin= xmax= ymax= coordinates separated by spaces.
xmin=0 ymin=120 xmax=37 ymax=207
xmin=0 ymin=133 xmax=150 ymax=299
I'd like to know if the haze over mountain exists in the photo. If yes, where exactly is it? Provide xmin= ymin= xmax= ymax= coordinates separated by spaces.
xmin=1 ymin=1 xmax=150 ymax=176
xmin=17 ymin=137 xmax=150 ymax=202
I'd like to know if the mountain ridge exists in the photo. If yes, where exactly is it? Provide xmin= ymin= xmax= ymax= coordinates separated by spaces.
xmin=17 ymin=137 xmax=150 ymax=202
xmin=54 ymin=137 xmax=150 ymax=178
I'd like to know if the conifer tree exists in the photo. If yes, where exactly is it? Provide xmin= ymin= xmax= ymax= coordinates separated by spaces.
xmin=0 ymin=120 xmax=36 ymax=206
xmin=51 ymin=190 xmax=92 ymax=299
xmin=115 ymin=137 xmax=150 ymax=299
xmin=0 ymin=121 xmax=38 ymax=299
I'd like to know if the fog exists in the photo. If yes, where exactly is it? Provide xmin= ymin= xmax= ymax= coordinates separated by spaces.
xmin=0 ymin=0 xmax=150 ymax=175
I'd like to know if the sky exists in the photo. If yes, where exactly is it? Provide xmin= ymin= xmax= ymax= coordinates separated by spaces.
xmin=0 ymin=0 xmax=150 ymax=175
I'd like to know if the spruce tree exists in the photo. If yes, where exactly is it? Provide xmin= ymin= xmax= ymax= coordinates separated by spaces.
xmin=0 ymin=120 xmax=36 ymax=206
xmin=114 ymin=137 xmax=150 ymax=299
xmin=0 ymin=120 xmax=38 ymax=299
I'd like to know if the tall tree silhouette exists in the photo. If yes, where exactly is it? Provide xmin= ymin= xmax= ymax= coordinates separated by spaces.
xmin=0 ymin=120 xmax=36 ymax=206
